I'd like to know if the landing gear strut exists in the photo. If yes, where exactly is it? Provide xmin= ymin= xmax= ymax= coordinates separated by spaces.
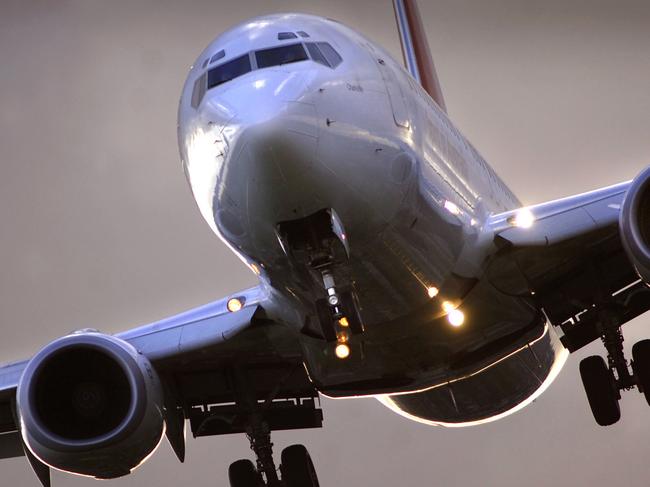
xmin=315 ymin=269 xmax=364 ymax=345
xmin=227 ymin=370 xmax=321 ymax=487
xmin=246 ymin=416 xmax=279 ymax=486
xmin=276 ymin=208 xmax=365 ymax=353
xmin=228 ymin=425 xmax=320 ymax=487
xmin=579 ymin=304 xmax=650 ymax=425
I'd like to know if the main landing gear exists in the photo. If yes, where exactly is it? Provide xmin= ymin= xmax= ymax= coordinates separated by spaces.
xmin=579 ymin=305 xmax=650 ymax=425
xmin=226 ymin=369 xmax=321 ymax=487
xmin=228 ymin=425 xmax=320 ymax=487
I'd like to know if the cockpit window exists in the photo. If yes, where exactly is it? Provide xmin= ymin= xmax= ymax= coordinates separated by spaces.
xmin=255 ymin=43 xmax=308 ymax=69
xmin=278 ymin=32 xmax=297 ymax=40
xmin=305 ymin=43 xmax=328 ymax=67
xmin=191 ymin=41 xmax=344 ymax=109
xmin=297 ymin=31 xmax=310 ymax=38
xmin=209 ymin=50 xmax=226 ymax=64
xmin=315 ymin=42 xmax=342 ymax=68
xmin=207 ymin=54 xmax=252 ymax=89
xmin=304 ymin=42 xmax=343 ymax=69
xmin=191 ymin=72 xmax=207 ymax=108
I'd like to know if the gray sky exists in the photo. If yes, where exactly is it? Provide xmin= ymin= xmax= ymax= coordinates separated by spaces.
xmin=2 ymin=1 xmax=650 ymax=485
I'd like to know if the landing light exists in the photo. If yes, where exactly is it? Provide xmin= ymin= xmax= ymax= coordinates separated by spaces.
xmin=447 ymin=309 xmax=465 ymax=327
xmin=441 ymin=300 xmax=456 ymax=313
xmin=427 ymin=287 xmax=439 ymax=298
xmin=227 ymin=298 xmax=243 ymax=313
xmin=339 ymin=317 xmax=349 ymax=327
xmin=444 ymin=200 xmax=461 ymax=216
xmin=510 ymin=208 xmax=535 ymax=229
xmin=335 ymin=343 xmax=350 ymax=359
xmin=337 ymin=330 xmax=349 ymax=343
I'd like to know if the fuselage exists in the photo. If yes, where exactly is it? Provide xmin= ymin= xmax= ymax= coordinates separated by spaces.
xmin=177 ymin=14 xmax=567 ymax=426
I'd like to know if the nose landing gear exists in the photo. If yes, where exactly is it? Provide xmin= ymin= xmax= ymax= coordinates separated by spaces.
xmin=315 ymin=269 xmax=364 ymax=349
xmin=276 ymin=208 xmax=365 ymax=354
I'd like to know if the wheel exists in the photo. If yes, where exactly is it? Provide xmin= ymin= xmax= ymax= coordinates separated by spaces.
xmin=579 ymin=355 xmax=621 ymax=426
xmin=632 ymin=339 xmax=650 ymax=405
xmin=315 ymin=299 xmax=337 ymax=342
xmin=281 ymin=444 xmax=320 ymax=487
xmin=340 ymin=290 xmax=364 ymax=335
xmin=228 ymin=459 xmax=262 ymax=487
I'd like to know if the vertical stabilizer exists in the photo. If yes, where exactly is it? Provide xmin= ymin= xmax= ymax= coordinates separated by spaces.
xmin=393 ymin=0 xmax=447 ymax=112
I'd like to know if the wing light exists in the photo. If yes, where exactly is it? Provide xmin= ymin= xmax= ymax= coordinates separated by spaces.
xmin=447 ymin=309 xmax=465 ymax=327
xmin=441 ymin=300 xmax=455 ymax=313
xmin=441 ymin=300 xmax=464 ymax=327
xmin=509 ymin=208 xmax=535 ymax=229
xmin=427 ymin=286 xmax=439 ymax=298
xmin=227 ymin=298 xmax=243 ymax=313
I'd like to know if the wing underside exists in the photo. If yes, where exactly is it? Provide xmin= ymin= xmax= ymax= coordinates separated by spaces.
xmin=0 ymin=285 xmax=322 ymax=464
xmin=487 ymin=181 xmax=650 ymax=352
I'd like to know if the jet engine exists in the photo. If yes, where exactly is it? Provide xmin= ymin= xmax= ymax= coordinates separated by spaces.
xmin=620 ymin=166 xmax=650 ymax=284
xmin=16 ymin=332 xmax=165 ymax=479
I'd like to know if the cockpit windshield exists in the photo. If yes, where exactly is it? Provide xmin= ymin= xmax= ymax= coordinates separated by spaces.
xmin=207 ymin=54 xmax=252 ymax=89
xmin=255 ymin=43 xmax=308 ymax=69
xmin=191 ymin=41 xmax=343 ymax=109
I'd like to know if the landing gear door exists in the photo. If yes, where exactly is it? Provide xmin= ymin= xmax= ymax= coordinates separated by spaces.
xmin=365 ymin=43 xmax=410 ymax=129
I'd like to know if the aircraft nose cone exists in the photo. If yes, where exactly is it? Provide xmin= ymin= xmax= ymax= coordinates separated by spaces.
xmin=222 ymin=97 xmax=321 ymax=225
xmin=202 ymin=71 xmax=322 ymax=246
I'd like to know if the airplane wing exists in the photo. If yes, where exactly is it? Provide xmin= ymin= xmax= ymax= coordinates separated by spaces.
xmin=0 ymin=285 xmax=321 ymax=472
xmin=485 ymin=178 xmax=650 ymax=353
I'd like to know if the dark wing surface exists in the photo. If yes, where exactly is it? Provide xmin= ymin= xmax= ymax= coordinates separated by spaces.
xmin=486 ymin=179 xmax=650 ymax=353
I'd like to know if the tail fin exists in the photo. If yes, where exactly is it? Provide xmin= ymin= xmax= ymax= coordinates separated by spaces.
xmin=392 ymin=0 xmax=447 ymax=112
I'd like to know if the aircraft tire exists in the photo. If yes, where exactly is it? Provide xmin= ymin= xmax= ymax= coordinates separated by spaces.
xmin=228 ymin=459 xmax=262 ymax=487
xmin=281 ymin=444 xmax=320 ymax=487
xmin=579 ymin=355 xmax=620 ymax=426
xmin=632 ymin=339 xmax=650 ymax=405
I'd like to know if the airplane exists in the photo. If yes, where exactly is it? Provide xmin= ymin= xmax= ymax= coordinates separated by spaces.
xmin=2 ymin=1 xmax=650 ymax=486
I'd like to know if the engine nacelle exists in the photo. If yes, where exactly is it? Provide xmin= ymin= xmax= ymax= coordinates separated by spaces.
xmin=16 ymin=332 xmax=165 ymax=479
xmin=620 ymin=166 xmax=650 ymax=284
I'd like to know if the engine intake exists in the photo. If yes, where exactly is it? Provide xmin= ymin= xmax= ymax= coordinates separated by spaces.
xmin=17 ymin=332 xmax=164 ymax=479
xmin=620 ymin=166 xmax=650 ymax=284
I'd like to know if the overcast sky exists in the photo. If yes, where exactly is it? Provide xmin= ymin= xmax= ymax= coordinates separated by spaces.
xmin=2 ymin=1 xmax=650 ymax=486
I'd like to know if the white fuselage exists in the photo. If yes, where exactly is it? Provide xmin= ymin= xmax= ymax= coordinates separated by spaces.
xmin=177 ymin=13 xmax=566 ymax=426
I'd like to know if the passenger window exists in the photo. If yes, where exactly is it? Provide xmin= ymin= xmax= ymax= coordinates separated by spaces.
xmin=255 ymin=43 xmax=308 ymax=69
xmin=316 ymin=42 xmax=342 ymax=68
xmin=278 ymin=32 xmax=298 ymax=40
xmin=207 ymin=54 xmax=252 ymax=89
xmin=305 ymin=43 xmax=329 ymax=67
xmin=191 ymin=72 xmax=207 ymax=108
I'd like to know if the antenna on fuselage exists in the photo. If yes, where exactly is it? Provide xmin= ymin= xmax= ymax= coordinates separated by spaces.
xmin=392 ymin=0 xmax=447 ymax=112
